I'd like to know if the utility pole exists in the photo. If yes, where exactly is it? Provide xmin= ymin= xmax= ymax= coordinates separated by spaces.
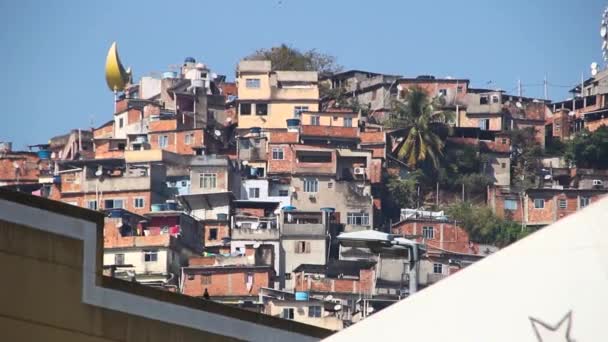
xmin=543 ymin=74 xmax=548 ymax=100
xmin=517 ymin=78 xmax=522 ymax=97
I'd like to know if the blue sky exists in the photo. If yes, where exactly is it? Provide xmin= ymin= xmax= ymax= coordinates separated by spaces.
xmin=0 ymin=0 xmax=604 ymax=148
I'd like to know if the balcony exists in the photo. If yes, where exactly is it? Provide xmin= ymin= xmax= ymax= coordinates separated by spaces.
xmin=426 ymin=273 xmax=447 ymax=284
xmin=300 ymin=125 xmax=359 ymax=139
xmin=231 ymin=227 xmax=280 ymax=240
xmin=282 ymin=211 xmax=326 ymax=236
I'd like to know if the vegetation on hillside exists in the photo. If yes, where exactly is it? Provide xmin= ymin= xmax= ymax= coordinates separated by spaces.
xmin=445 ymin=202 xmax=531 ymax=247
xmin=246 ymin=44 xmax=342 ymax=74
xmin=565 ymin=125 xmax=608 ymax=169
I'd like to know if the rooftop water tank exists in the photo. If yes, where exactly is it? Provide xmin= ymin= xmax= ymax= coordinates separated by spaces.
xmin=249 ymin=127 xmax=262 ymax=135
xmin=295 ymin=292 xmax=309 ymax=301
xmin=37 ymin=150 xmax=51 ymax=160
xmin=282 ymin=206 xmax=296 ymax=211
xmin=184 ymin=57 xmax=196 ymax=64
xmin=162 ymin=71 xmax=177 ymax=79
xmin=0 ymin=142 xmax=12 ymax=153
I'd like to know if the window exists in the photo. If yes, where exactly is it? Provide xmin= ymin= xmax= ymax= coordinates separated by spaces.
xmin=181 ymin=181 xmax=188 ymax=187
xmin=272 ymin=147 xmax=284 ymax=160
xmin=202 ymin=274 xmax=212 ymax=285
xmin=240 ymin=103 xmax=252 ymax=115
xmin=310 ymin=115 xmax=320 ymax=126
xmin=115 ymin=253 xmax=124 ymax=265
xmin=244 ymin=272 xmax=254 ymax=284
xmin=438 ymin=89 xmax=447 ymax=97
xmin=303 ymin=178 xmax=318 ymax=193
xmin=248 ymin=187 xmax=260 ymax=198
xmin=117 ymin=143 xmax=126 ymax=151
xmin=246 ymin=78 xmax=260 ymax=88
xmin=104 ymin=199 xmax=124 ymax=209
xmin=185 ymin=133 xmax=193 ymax=145
xmin=134 ymin=197 xmax=145 ymax=209
xmin=534 ymin=198 xmax=545 ymax=209
xmin=282 ymin=308 xmax=295 ymax=320
xmin=87 ymin=200 xmax=97 ymax=210
xmin=504 ymin=199 xmax=518 ymax=211
xmin=295 ymin=241 xmax=311 ymax=254
xmin=187 ymin=274 xmax=195 ymax=280
xmin=327 ymin=182 xmax=333 ymax=189
xmin=480 ymin=96 xmax=489 ymax=105
xmin=294 ymin=106 xmax=309 ymax=118
xmin=209 ymin=228 xmax=218 ymax=241
xmin=501 ymin=138 xmax=508 ymax=144
xmin=144 ymin=250 xmax=158 ymax=262
xmin=308 ymin=306 xmax=322 ymax=318
xmin=256 ymin=103 xmax=268 ymax=116
xmin=491 ymin=95 xmax=500 ymax=103
xmin=278 ymin=189 xmax=289 ymax=196
xmin=344 ymin=117 xmax=353 ymax=128
xmin=422 ymin=226 xmax=434 ymax=239
xmin=479 ymin=119 xmax=490 ymax=131
xmin=558 ymin=199 xmax=567 ymax=209
xmin=580 ymin=196 xmax=590 ymax=209
xmin=119 ymin=118 xmax=124 ymax=128
xmin=457 ymin=86 xmax=463 ymax=93
xmin=199 ymin=173 xmax=217 ymax=189
xmin=501 ymin=162 xmax=506 ymax=169
xmin=347 ymin=212 xmax=370 ymax=226
xmin=433 ymin=263 xmax=443 ymax=274
xmin=159 ymin=135 xmax=169 ymax=148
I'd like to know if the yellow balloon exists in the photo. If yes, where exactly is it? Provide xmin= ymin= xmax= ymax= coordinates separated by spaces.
xmin=105 ymin=42 xmax=129 ymax=92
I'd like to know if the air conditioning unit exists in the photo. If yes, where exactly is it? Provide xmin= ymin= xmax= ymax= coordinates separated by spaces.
xmin=593 ymin=179 xmax=604 ymax=186
xmin=353 ymin=167 xmax=366 ymax=175
xmin=309 ymin=193 xmax=316 ymax=199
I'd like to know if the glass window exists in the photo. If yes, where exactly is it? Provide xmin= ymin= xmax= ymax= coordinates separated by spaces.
xmin=558 ymin=199 xmax=567 ymax=209
xmin=278 ymin=189 xmax=289 ymax=197
xmin=422 ymin=226 xmax=434 ymax=239
xmin=310 ymin=116 xmax=320 ymax=125
xmin=272 ymin=147 xmax=284 ymax=160
xmin=433 ymin=263 xmax=443 ymax=274
xmin=87 ymin=200 xmax=97 ymax=210
xmin=479 ymin=119 xmax=490 ymax=131
xmin=308 ymin=306 xmax=322 ymax=318
xmin=119 ymin=118 xmax=124 ymax=128
xmin=185 ymin=133 xmax=193 ymax=145
xmin=534 ymin=198 xmax=545 ymax=209
xmin=256 ymin=103 xmax=268 ymax=115
xmin=134 ymin=197 xmax=145 ymax=208
xmin=240 ymin=103 xmax=252 ymax=115
xmin=295 ymin=241 xmax=311 ymax=254
xmin=344 ymin=117 xmax=353 ymax=128
xmin=115 ymin=253 xmax=124 ymax=265
xmin=504 ymin=199 xmax=517 ymax=211
xmin=491 ymin=95 xmax=500 ymax=103
xmin=209 ymin=228 xmax=218 ymax=240
xmin=246 ymin=78 xmax=260 ymax=88
xmin=303 ymin=179 xmax=318 ymax=193
xmin=144 ymin=250 xmax=158 ymax=262
xmin=294 ymin=106 xmax=309 ymax=118
xmin=202 ymin=274 xmax=212 ymax=285
xmin=438 ymin=89 xmax=447 ymax=97
xmin=480 ymin=96 xmax=489 ymax=105
xmin=347 ymin=212 xmax=370 ymax=226
xmin=199 ymin=173 xmax=217 ymax=189
xmin=104 ymin=199 xmax=124 ymax=209
xmin=159 ymin=135 xmax=169 ymax=148
xmin=249 ymin=188 xmax=260 ymax=198
xmin=282 ymin=308 xmax=294 ymax=320
xmin=580 ymin=197 xmax=590 ymax=209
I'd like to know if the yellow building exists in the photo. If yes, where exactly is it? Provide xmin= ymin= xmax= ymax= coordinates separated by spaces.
xmin=236 ymin=60 xmax=319 ymax=130
xmin=0 ymin=189 xmax=332 ymax=342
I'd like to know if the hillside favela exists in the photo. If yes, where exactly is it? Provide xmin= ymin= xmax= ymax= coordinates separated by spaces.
xmin=2 ymin=2 xmax=608 ymax=341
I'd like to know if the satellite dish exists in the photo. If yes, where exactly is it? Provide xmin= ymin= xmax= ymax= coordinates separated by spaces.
xmin=95 ymin=169 xmax=103 ymax=177
xmin=214 ymin=129 xmax=222 ymax=137
xmin=325 ymin=295 xmax=333 ymax=301
xmin=515 ymin=101 xmax=523 ymax=109
xmin=242 ymin=160 xmax=249 ymax=166
xmin=601 ymin=25 xmax=607 ymax=38
xmin=334 ymin=304 xmax=342 ymax=311
xmin=592 ymin=62 xmax=599 ymax=76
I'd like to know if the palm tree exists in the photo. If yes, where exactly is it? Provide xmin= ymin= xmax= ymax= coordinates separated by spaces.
xmin=389 ymin=87 xmax=453 ymax=169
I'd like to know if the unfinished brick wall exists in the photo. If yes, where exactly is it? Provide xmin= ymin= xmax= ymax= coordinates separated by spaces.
xmin=60 ymin=191 xmax=152 ymax=215
xmin=267 ymin=144 xmax=294 ymax=174
xmin=181 ymin=268 xmax=272 ymax=297
xmin=392 ymin=220 xmax=472 ymax=254
xmin=293 ymin=268 xmax=375 ymax=295
xmin=203 ymin=221 xmax=230 ymax=247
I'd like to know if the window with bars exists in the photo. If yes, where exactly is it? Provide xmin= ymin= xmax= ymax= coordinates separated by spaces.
xmin=134 ymin=197 xmax=145 ymax=208
xmin=144 ymin=250 xmax=158 ymax=262
xmin=433 ymin=263 xmax=443 ymax=274
xmin=303 ymin=179 xmax=318 ymax=193
xmin=295 ymin=241 xmax=311 ymax=254
xmin=308 ymin=306 xmax=322 ymax=318
xmin=199 ymin=173 xmax=217 ymax=189
xmin=272 ymin=147 xmax=284 ymax=160
xmin=245 ymin=78 xmax=260 ymax=88
xmin=422 ymin=226 xmax=434 ymax=239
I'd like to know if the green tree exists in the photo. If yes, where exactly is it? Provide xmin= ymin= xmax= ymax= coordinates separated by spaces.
xmin=446 ymin=202 xmax=530 ymax=247
xmin=509 ymin=127 xmax=543 ymax=190
xmin=387 ymin=174 xmax=420 ymax=209
xmin=388 ymin=87 xmax=454 ymax=169
xmin=565 ymin=125 xmax=608 ymax=169
xmin=246 ymin=44 xmax=342 ymax=74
